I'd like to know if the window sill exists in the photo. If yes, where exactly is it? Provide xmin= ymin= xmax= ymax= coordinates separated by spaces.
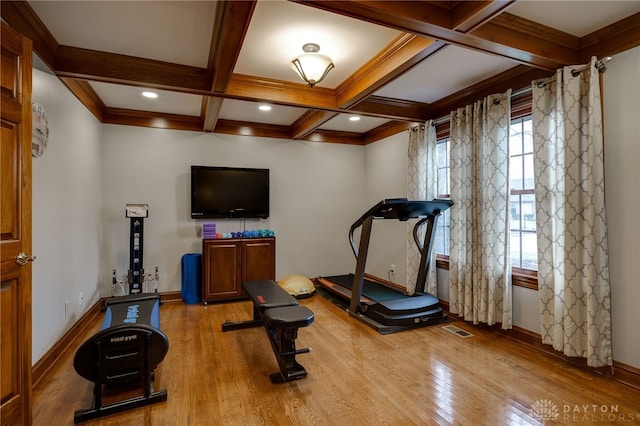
xmin=435 ymin=255 xmax=538 ymax=290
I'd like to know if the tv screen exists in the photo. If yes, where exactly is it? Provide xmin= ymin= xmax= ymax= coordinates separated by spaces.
xmin=191 ymin=166 xmax=269 ymax=219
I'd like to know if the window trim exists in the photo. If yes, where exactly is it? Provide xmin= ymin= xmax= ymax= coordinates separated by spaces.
xmin=436 ymin=254 xmax=538 ymax=289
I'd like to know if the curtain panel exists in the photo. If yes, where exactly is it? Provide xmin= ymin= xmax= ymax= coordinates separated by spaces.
xmin=448 ymin=90 xmax=513 ymax=329
xmin=531 ymin=57 xmax=612 ymax=367
xmin=406 ymin=122 xmax=438 ymax=295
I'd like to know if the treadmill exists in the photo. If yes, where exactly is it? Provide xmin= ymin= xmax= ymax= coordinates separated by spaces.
xmin=318 ymin=198 xmax=454 ymax=334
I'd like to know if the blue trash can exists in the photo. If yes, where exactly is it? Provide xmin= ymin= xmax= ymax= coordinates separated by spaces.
xmin=181 ymin=253 xmax=202 ymax=304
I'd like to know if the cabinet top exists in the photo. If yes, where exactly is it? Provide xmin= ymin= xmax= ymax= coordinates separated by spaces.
xmin=202 ymin=237 xmax=275 ymax=242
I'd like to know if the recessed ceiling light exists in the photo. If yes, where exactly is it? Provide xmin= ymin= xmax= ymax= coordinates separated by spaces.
xmin=259 ymin=105 xmax=272 ymax=111
xmin=349 ymin=116 xmax=361 ymax=122
xmin=142 ymin=91 xmax=158 ymax=99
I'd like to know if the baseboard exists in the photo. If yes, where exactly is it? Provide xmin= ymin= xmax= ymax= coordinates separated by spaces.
xmin=32 ymin=291 xmax=185 ymax=388
xmin=439 ymin=300 xmax=640 ymax=391
xmin=32 ymin=298 xmax=104 ymax=388
xmin=160 ymin=291 xmax=182 ymax=303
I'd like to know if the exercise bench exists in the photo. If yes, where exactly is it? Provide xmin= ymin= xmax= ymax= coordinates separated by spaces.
xmin=222 ymin=280 xmax=314 ymax=383
xmin=73 ymin=293 xmax=169 ymax=423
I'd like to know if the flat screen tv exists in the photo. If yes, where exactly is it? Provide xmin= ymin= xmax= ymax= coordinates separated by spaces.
xmin=191 ymin=166 xmax=270 ymax=219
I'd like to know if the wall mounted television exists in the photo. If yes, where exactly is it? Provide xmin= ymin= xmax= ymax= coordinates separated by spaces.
xmin=190 ymin=166 xmax=270 ymax=219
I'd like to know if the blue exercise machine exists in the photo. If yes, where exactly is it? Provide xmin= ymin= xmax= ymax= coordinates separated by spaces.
xmin=73 ymin=293 xmax=169 ymax=423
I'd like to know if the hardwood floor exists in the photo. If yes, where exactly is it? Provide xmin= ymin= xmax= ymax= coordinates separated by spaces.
xmin=33 ymin=294 xmax=640 ymax=425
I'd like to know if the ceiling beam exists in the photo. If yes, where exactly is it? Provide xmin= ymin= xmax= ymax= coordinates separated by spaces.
xmin=59 ymin=78 xmax=105 ymax=121
xmin=214 ymin=119 xmax=292 ymax=140
xmin=1 ymin=0 xmax=58 ymax=68
xmin=364 ymin=121 xmax=413 ymax=145
xmin=103 ymin=108 xmax=203 ymax=131
xmin=336 ymin=34 xmax=445 ymax=109
xmin=450 ymin=1 xmax=516 ymax=32
xmin=201 ymin=1 xmax=256 ymax=131
xmin=300 ymin=129 xmax=364 ymax=145
xmin=354 ymin=96 xmax=431 ymax=122
xmin=578 ymin=12 xmax=640 ymax=62
xmin=207 ymin=1 xmax=256 ymax=93
xmin=290 ymin=110 xmax=338 ymax=140
xmin=226 ymin=74 xmax=337 ymax=109
xmin=55 ymin=46 xmax=211 ymax=93
xmin=292 ymin=0 xmax=579 ymax=70
xmin=201 ymin=97 xmax=224 ymax=133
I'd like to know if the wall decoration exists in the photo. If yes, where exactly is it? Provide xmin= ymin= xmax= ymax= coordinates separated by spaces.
xmin=32 ymin=102 xmax=49 ymax=157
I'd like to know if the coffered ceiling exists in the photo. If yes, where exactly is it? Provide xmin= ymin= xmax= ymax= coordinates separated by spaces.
xmin=3 ymin=0 xmax=640 ymax=144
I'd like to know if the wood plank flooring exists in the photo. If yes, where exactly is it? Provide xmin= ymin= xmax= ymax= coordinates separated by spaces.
xmin=32 ymin=294 xmax=640 ymax=425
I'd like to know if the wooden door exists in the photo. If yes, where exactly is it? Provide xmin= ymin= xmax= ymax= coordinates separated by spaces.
xmin=1 ymin=22 xmax=33 ymax=426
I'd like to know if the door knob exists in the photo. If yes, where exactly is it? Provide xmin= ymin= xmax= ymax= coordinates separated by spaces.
xmin=15 ymin=252 xmax=36 ymax=266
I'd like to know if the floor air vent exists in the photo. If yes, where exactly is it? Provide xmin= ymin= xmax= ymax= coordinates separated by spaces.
xmin=442 ymin=324 xmax=474 ymax=338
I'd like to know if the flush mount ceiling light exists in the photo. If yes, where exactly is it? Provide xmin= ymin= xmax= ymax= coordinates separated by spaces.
xmin=142 ymin=91 xmax=158 ymax=99
xmin=258 ymin=105 xmax=272 ymax=111
xmin=290 ymin=43 xmax=334 ymax=88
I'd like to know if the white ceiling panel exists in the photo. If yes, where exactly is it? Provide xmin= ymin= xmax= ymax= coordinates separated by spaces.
xmin=374 ymin=45 xmax=517 ymax=103
xmin=29 ymin=1 xmax=216 ymax=67
xmin=218 ymin=99 xmax=305 ymax=126
xmin=508 ymin=1 xmax=640 ymax=37
xmin=90 ymin=82 xmax=203 ymax=116
xmin=318 ymin=114 xmax=390 ymax=133
xmin=233 ymin=0 xmax=401 ymax=88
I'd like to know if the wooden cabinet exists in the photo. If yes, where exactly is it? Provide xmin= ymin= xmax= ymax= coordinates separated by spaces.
xmin=201 ymin=237 xmax=275 ymax=303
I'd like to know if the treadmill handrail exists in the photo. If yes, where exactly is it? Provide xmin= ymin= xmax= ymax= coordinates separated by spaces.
xmin=349 ymin=198 xmax=453 ymax=258
xmin=412 ymin=217 xmax=431 ymax=254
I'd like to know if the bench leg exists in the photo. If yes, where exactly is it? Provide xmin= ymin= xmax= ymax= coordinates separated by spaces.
xmin=222 ymin=305 xmax=264 ymax=331
xmin=266 ymin=326 xmax=310 ymax=383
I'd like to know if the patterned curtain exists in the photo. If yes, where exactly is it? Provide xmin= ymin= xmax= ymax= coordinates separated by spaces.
xmin=531 ymin=57 xmax=612 ymax=367
xmin=406 ymin=122 xmax=438 ymax=295
xmin=448 ymin=90 xmax=513 ymax=329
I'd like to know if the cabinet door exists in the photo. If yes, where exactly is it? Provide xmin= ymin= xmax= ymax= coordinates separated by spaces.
xmin=243 ymin=239 xmax=275 ymax=282
xmin=202 ymin=241 xmax=242 ymax=301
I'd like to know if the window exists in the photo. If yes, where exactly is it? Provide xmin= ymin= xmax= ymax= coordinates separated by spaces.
xmin=509 ymin=117 xmax=538 ymax=270
xmin=435 ymin=137 xmax=450 ymax=256
xmin=432 ymin=111 xmax=539 ymax=288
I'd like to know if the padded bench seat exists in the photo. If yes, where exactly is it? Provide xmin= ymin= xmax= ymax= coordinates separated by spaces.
xmin=244 ymin=279 xmax=299 ymax=311
xmin=265 ymin=306 xmax=314 ymax=329
xmin=223 ymin=279 xmax=314 ymax=383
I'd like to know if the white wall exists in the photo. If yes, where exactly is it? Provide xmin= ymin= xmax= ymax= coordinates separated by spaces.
xmin=363 ymin=132 xmax=410 ymax=283
xmin=100 ymin=125 xmax=367 ymax=295
xmin=603 ymin=46 xmax=640 ymax=368
xmin=31 ymin=68 xmax=103 ymax=362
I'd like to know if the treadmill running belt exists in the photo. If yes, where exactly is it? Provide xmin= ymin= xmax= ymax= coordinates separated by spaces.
xmin=323 ymin=274 xmax=405 ymax=302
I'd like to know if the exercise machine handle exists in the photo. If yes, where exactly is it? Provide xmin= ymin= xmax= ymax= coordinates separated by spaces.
xmin=412 ymin=216 xmax=432 ymax=253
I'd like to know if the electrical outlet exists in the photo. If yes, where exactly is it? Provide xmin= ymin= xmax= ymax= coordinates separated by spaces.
xmin=390 ymin=264 xmax=396 ymax=274
xmin=78 ymin=291 xmax=84 ymax=305
xmin=65 ymin=300 xmax=70 ymax=318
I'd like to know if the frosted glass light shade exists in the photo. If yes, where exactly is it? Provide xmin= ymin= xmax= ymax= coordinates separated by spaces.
xmin=290 ymin=43 xmax=334 ymax=87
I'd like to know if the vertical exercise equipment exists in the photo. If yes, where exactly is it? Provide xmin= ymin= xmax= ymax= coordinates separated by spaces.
xmin=125 ymin=204 xmax=149 ymax=294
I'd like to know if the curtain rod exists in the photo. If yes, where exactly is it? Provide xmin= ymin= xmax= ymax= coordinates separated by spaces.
xmin=431 ymin=87 xmax=528 ymax=125
xmin=535 ymin=56 xmax=612 ymax=88
xmin=430 ymin=56 xmax=612 ymax=126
